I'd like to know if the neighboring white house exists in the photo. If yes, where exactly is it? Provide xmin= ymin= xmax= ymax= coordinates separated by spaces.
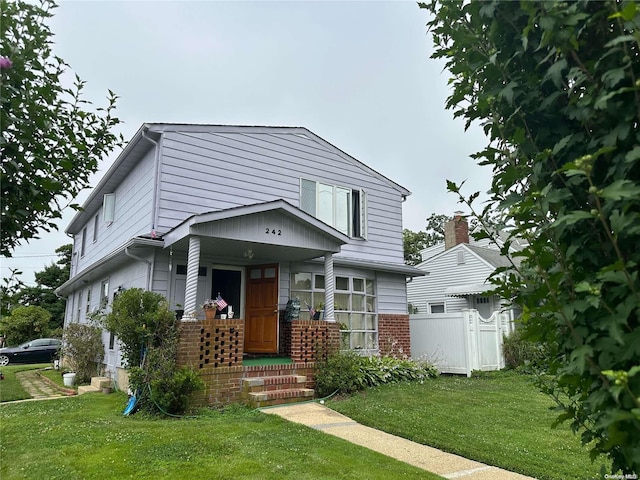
xmin=408 ymin=214 xmax=522 ymax=318
xmin=408 ymin=214 xmax=521 ymax=375
xmin=56 ymin=124 xmax=424 ymax=384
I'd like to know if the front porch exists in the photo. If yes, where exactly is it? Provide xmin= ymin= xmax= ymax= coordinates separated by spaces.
xmin=176 ymin=317 xmax=341 ymax=407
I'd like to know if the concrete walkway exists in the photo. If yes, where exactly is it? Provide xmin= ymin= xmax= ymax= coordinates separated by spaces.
xmin=2 ymin=369 xmax=76 ymax=404
xmin=15 ymin=370 xmax=66 ymax=399
xmin=263 ymin=402 xmax=535 ymax=480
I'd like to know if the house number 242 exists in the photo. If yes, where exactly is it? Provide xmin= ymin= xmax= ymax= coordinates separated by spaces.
xmin=266 ymin=228 xmax=282 ymax=236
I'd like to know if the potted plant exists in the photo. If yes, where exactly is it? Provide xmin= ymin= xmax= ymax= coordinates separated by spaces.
xmin=201 ymin=295 xmax=228 ymax=320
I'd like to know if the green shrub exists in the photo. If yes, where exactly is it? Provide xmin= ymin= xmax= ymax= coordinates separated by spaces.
xmin=0 ymin=305 xmax=51 ymax=345
xmin=102 ymin=288 xmax=203 ymax=415
xmin=62 ymin=323 xmax=104 ymax=384
xmin=359 ymin=356 xmax=438 ymax=387
xmin=502 ymin=329 xmax=549 ymax=374
xmin=100 ymin=288 xmax=176 ymax=369
xmin=315 ymin=350 xmax=364 ymax=397
xmin=149 ymin=367 xmax=204 ymax=415
xmin=315 ymin=351 xmax=438 ymax=397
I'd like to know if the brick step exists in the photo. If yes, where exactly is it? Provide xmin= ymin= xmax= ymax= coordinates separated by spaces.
xmin=242 ymin=375 xmax=306 ymax=393
xmin=246 ymin=388 xmax=314 ymax=408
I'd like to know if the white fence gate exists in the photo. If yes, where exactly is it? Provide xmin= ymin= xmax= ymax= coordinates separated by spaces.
xmin=410 ymin=309 xmax=512 ymax=377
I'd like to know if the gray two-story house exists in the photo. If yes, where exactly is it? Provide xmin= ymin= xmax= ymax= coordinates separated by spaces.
xmin=57 ymin=123 xmax=423 ymax=406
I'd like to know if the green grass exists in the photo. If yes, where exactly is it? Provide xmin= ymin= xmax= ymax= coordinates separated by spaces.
xmin=0 ymin=363 xmax=50 ymax=402
xmin=38 ymin=366 xmax=74 ymax=390
xmin=328 ymin=371 xmax=609 ymax=480
xmin=0 ymin=393 xmax=443 ymax=480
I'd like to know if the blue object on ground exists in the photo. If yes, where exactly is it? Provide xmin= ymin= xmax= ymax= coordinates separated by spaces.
xmin=123 ymin=393 xmax=138 ymax=416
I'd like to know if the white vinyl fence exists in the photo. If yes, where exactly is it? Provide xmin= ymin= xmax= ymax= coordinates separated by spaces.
xmin=410 ymin=309 xmax=513 ymax=377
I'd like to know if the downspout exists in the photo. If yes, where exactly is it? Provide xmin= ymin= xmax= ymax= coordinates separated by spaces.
xmin=141 ymin=126 xmax=162 ymax=238
xmin=125 ymin=247 xmax=152 ymax=291
xmin=140 ymin=126 xmax=164 ymax=299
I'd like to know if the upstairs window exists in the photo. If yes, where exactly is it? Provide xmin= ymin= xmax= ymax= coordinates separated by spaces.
xmin=300 ymin=179 xmax=367 ymax=238
xmin=103 ymin=193 xmax=115 ymax=224
xmin=80 ymin=227 xmax=87 ymax=257
xmin=93 ymin=215 xmax=99 ymax=243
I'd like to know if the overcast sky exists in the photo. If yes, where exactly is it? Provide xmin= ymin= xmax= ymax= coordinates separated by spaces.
xmin=3 ymin=0 xmax=492 ymax=285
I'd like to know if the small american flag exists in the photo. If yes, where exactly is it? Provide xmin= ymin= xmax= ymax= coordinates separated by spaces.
xmin=304 ymin=300 xmax=315 ymax=318
xmin=216 ymin=294 xmax=228 ymax=311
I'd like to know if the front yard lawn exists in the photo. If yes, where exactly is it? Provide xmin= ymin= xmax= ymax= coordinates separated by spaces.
xmin=0 ymin=363 xmax=50 ymax=402
xmin=329 ymin=371 xmax=609 ymax=480
xmin=0 ymin=393 xmax=442 ymax=480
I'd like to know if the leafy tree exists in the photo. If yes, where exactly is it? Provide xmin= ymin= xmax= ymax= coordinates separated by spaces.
xmin=424 ymin=213 xmax=448 ymax=245
xmin=0 ymin=0 xmax=122 ymax=258
xmin=0 ymin=305 xmax=51 ymax=345
xmin=422 ymin=0 xmax=640 ymax=471
xmin=403 ymin=229 xmax=428 ymax=265
xmin=10 ymin=244 xmax=72 ymax=333
xmin=403 ymin=214 xmax=450 ymax=265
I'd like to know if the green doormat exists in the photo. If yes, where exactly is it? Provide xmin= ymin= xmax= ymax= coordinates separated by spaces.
xmin=243 ymin=357 xmax=293 ymax=366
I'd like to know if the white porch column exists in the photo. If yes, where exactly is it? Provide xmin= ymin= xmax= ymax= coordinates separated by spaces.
xmin=323 ymin=253 xmax=335 ymax=322
xmin=183 ymin=236 xmax=201 ymax=318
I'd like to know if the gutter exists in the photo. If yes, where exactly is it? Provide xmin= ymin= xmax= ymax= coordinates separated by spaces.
xmin=55 ymin=237 xmax=162 ymax=296
xmin=308 ymin=256 xmax=426 ymax=277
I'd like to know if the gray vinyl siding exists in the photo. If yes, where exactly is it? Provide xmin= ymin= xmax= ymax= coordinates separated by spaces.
xmin=151 ymin=251 xmax=170 ymax=297
xmin=376 ymin=272 xmax=408 ymax=314
xmin=279 ymin=262 xmax=291 ymax=308
xmin=157 ymin=130 xmax=404 ymax=265
xmin=407 ymin=245 xmax=495 ymax=314
xmin=65 ymin=259 xmax=151 ymax=327
xmin=73 ymin=148 xmax=156 ymax=275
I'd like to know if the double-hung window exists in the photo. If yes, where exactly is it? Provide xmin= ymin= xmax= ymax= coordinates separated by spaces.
xmin=300 ymin=179 xmax=367 ymax=238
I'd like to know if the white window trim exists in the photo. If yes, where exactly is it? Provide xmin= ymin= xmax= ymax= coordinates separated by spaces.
xmin=300 ymin=178 xmax=367 ymax=239
xmin=290 ymin=271 xmax=377 ymax=352
xmin=93 ymin=214 xmax=99 ymax=243
xmin=103 ymin=193 xmax=115 ymax=224
xmin=80 ymin=227 xmax=87 ymax=258
xmin=100 ymin=279 xmax=110 ymax=308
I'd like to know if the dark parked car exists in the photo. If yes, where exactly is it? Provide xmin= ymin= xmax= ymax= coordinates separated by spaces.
xmin=0 ymin=338 xmax=62 ymax=366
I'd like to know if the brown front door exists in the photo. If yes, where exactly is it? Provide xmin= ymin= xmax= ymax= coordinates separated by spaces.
xmin=244 ymin=264 xmax=279 ymax=353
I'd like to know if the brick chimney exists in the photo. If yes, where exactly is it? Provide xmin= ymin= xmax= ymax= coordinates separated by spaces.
xmin=444 ymin=212 xmax=469 ymax=250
